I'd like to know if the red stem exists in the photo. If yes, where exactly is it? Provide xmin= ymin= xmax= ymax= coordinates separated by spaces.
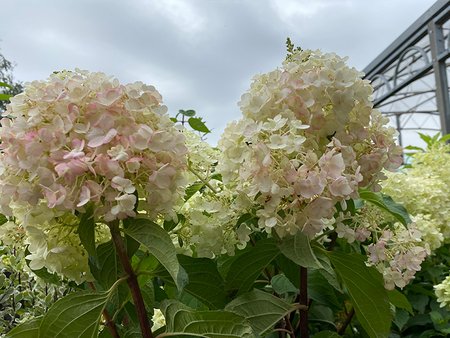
xmin=109 ymin=221 xmax=153 ymax=338
xmin=299 ymin=266 xmax=309 ymax=337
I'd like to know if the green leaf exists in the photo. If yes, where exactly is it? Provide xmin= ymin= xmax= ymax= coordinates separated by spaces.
xmin=271 ymin=274 xmax=298 ymax=295
xmin=178 ymin=255 xmax=228 ymax=309
xmin=225 ymin=238 xmax=280 ymax=295
xmin=123 ymin=217 xmax=187 ymax=290
xmin=0 ymin=81 xmax=13 ymax=89
xmin=78 ymin=205 xmax=96 ymax=259
xmin=404 ymin=145 xmax=424 ymax=152
xmin=418 ymin=132 xmax=433 ymax=146
xmin=39 ymin=291 xmax=109 ymax=338
xmin=313 ymin=331 xmax=340 ymax=338
xmin=439 ymin=133 xmax=450 ymax=143
xmin=122 ymin=218 xmax=142 ymax=258
xmin=327 ymin=251 xmax=392 ymax=338
xmin=278 ymin=231 xmax=322 ymax=268
xmin=5 ymin=317 xmax=42 ymax=337
xmin=169 ymin=117 xmax=178 ymax=123
xmin=388 ymin=289 xmax=413 ymax=314
xmin=0 ymin=93 xmax=12 ymax=101
xmin=225 ymin=289 xmax=297 ymax=335
xmin=184 ymin=182 xmax=204 ymax=201
xmin=188 ymin=117 xmax=210 ymax=133
xmin=0 ymin=214 xmax=8 ymax=225
xmin=88 ymin=241 xmax=117 ymax=289
xmin=179 ymin=109 xmax=196 ymax=117
xmin=359 ymin=190 xmax=411 ymax=225
xmin=161 ymin=299 xmax=253 ymax=338
xmin=308 ymin=269 xmax=341 ymax=309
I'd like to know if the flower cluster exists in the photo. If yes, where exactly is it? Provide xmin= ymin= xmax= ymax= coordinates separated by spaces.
xmin=367 ymin=223 xmax=429 ymax=290
xmin=382 ymin=141 xmax=450 ymax=248
xmin=0 ymin=70 xmax=187 ymax=281
xmin=218 ymin=50 xmax=402 ymax=238
xmin=332 ymin=203 xmax=429 ymax=290
xmin=172 ymin=131 xmax=252 ymax=257
xmin=435 ymin=275 xmax=450 ymax=309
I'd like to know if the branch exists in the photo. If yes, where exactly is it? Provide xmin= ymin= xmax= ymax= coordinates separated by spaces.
xmin=337 ymin=307 xmax=355 ymax=335
xmin=109 ymin=220 xmax=153 ymax=338
xmin=88 ymin=282 xmax=120 ymax=338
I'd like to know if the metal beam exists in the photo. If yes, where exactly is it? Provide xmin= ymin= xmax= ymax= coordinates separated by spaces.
xmin=428 ymin=20 xmax=450 ymax=134
xmin=364 ymin=0 xmax=449 ymax=78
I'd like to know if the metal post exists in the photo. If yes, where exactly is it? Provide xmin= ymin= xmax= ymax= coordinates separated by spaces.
xmin=428 ymin=20 xmax=450 ymax=135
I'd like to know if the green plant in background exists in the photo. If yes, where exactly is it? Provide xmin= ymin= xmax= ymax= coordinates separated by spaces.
xmin=0 ymin=53 xmax=23 ymax=110
xmin=0 ymin=218 xmax=73 ymax=335
xmin=381 ymin=133 xmax=450 ymax=337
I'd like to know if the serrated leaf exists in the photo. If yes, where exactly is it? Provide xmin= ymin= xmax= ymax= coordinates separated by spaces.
xmin=271 ymin=274 xmax=298 ymax=295
xmin=308 ymin=269 xmax=341 ymax=309
xmin=225 ymin=289 xmax=296 ymax=335
xmin=178 ymin=255 xmax=228 ymax=309
xmin=359 ymin=190 xmax=411 ymax=225
xmin=188 ymin=117 xmax=210 ymax=133
xmin=327 ymin=252 xmax=392 ymax=338
xmin=226 ymin=239 xmax=280 ymax=295
xmin=5 ymin=317 xmax=42 ymax=337
xmin=39 ymin=291 xmax=109 ymax=338
xmin=161 ymin=299 xmax=253 ymax=338
xmin=278 ymin=231 xmax=322 ymax=268
xmin=388 ymin=289 xmax=413 ymax=314
xmin=123 ymin=217 xmax=187 ymax=290
xmin=78 ymin=205 xmax=96 ymax=258
xmin=88 ymin=241 xmax=117 ymax=289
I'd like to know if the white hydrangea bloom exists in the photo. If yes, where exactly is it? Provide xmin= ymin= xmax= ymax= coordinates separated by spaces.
xmin=435 ymin=274 xmax=450 ymax=308
xmin=218 ymin=50 xmax=402 ymax=238
xmin=0 ymin=70 xmax=187 ymax=282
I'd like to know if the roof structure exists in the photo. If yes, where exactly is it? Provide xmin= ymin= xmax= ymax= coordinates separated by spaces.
xmin=363 ymin=0 xmax=450 ymax=147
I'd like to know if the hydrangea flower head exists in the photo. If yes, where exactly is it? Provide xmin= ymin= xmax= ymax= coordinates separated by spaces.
xmin=218 ymin=50 xmax=402 ymax=237
xmin=0 ymin=70 xmax=187 ymax=280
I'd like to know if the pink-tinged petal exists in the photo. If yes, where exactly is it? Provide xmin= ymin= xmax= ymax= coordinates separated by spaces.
xmin=96 ymin=88 xmax=123 ymax=106
xmin=77 ymin=185 xmax=91 ymax=207
xmin=88 ymin=128 xmax=118 ymax=148
xmin=44 ymin=185 xmax=67 ymax=208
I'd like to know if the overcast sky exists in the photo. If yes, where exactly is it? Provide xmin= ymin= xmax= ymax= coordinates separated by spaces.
xmin=0 ymin=0 xmax=437 ymax=144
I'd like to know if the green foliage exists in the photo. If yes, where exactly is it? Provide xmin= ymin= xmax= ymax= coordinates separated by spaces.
xmin=123 ymin=217 xmax=188 ymax=290
xmin=161 ymin=299 xmax=254 ymax=337
xmin=327 ymin=251 xmax=392 ymax=337
xmin=177 ymin=255 xmax=228 ymax=309
xmin=0 ymin=243 xmax=72 ymax=335
xmin=38 ymin=291 xmax=110 ymax=338
xmin=225 ymin=238 xmax=280 ymax=295
xmin=278 ymin=231 xmax=322 ymax=268
xmin=225 ymin=289 xmax=297 ymax=335
xmin=359 ymin=190 xmax=412 ymax=225
xmin=0 ymin=53 xmax=23 ymax=111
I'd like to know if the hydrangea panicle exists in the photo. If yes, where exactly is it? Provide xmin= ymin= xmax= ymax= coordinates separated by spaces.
xmin=218 ymin=49 xmax=402 ymax=238
xmin=0 ymin=70 xmax=187 ymax=281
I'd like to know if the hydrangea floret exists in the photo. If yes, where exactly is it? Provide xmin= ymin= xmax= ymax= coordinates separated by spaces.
xmin=218 ymin=49 xmax=402 ymax=238
xmin=0 ymin=70 xmax=187 ymax=282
